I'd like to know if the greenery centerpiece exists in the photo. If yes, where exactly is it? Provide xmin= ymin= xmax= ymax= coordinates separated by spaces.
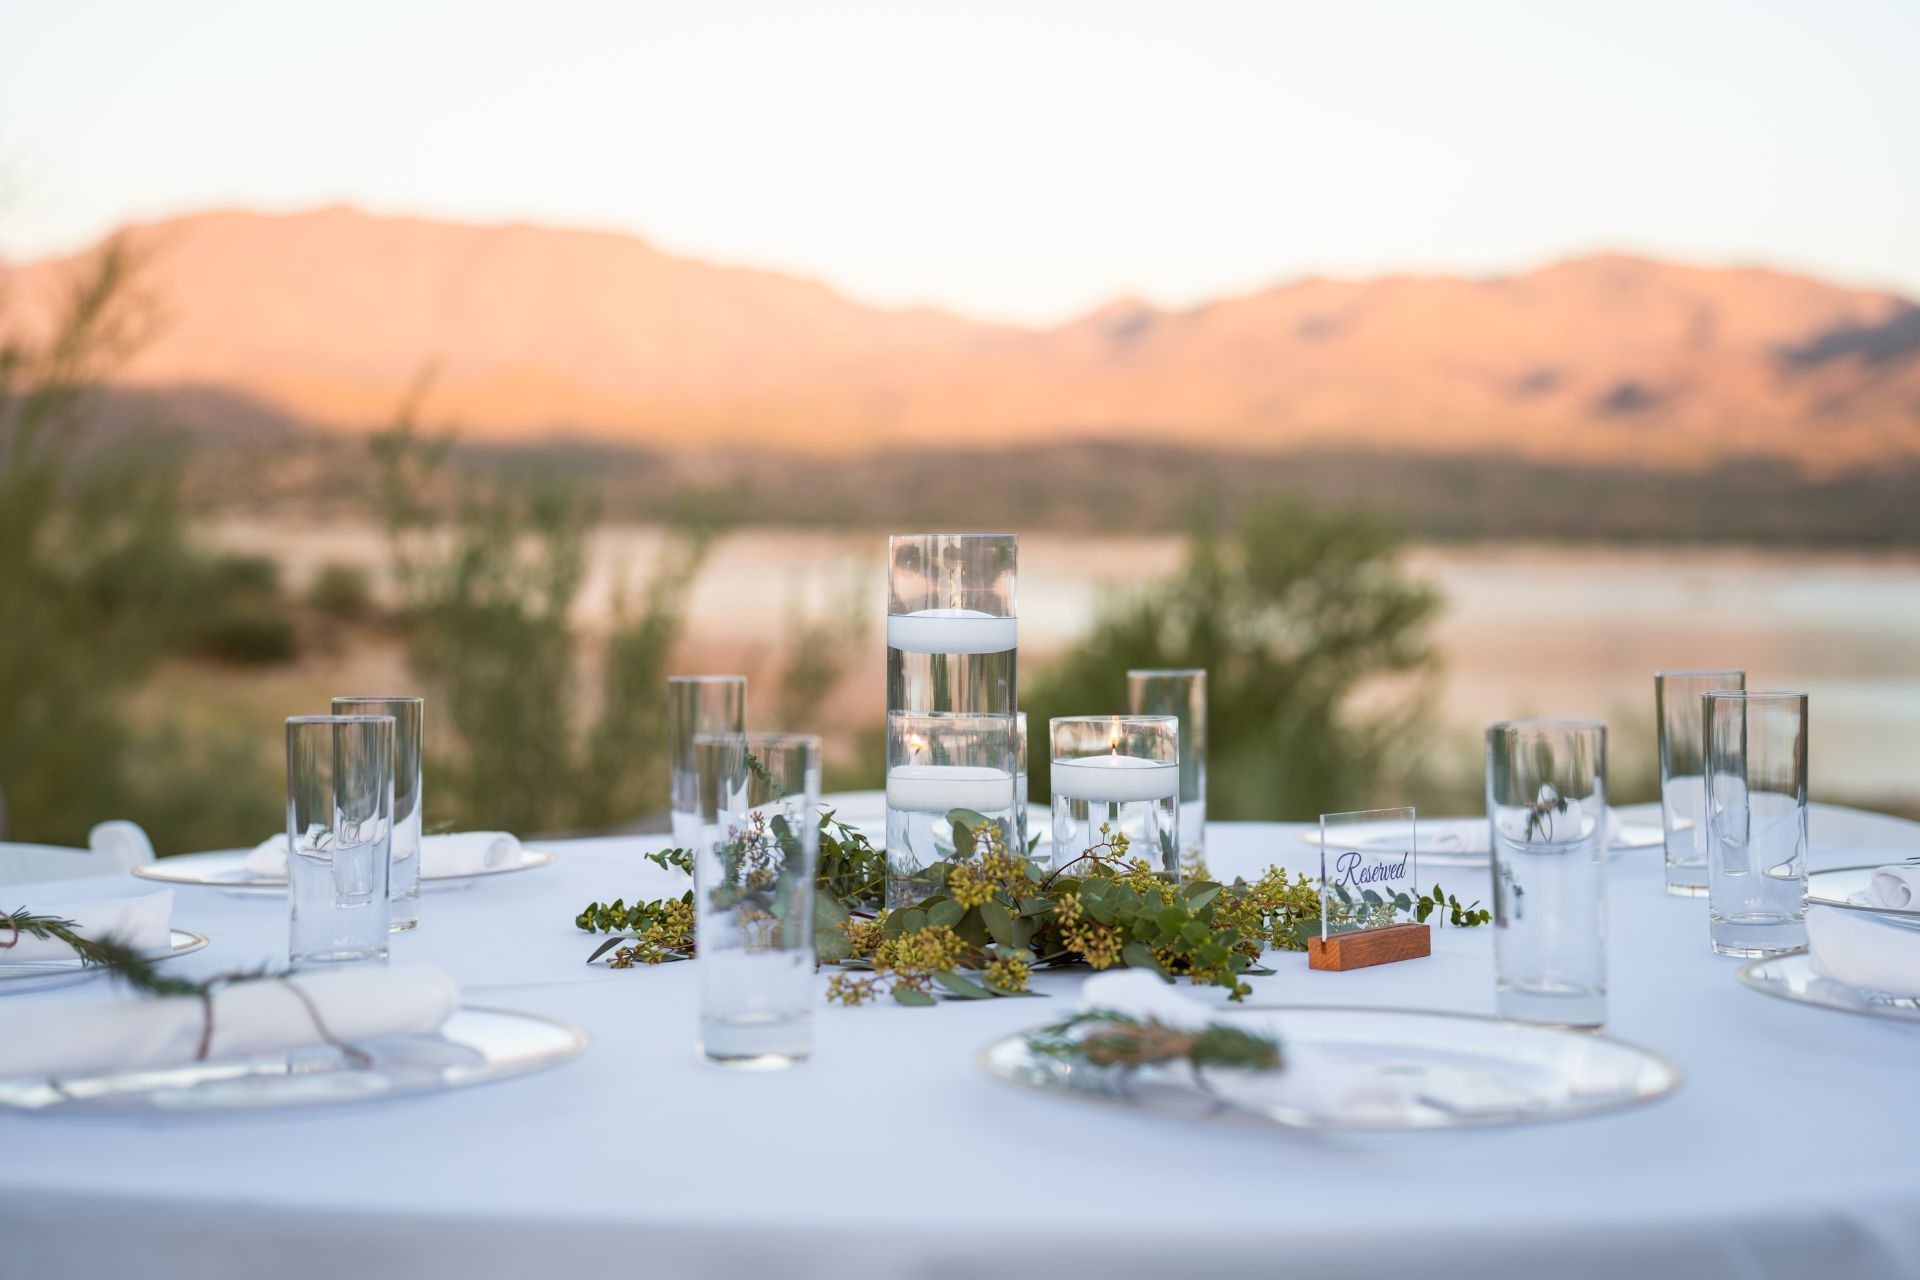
xmin=576 ymin=808 xmax=1487 ymax=1006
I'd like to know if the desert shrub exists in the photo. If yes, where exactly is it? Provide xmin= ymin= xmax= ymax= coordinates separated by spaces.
xmin=1024 ymin=503 xmax=1441 ymax=821
xmin=375 ymin=418 xmax=724 ymax=835
xmin=306 ymin=561 xmax=375 ymax=618
xmin=0 ymin=239 xmax=228 ymax=843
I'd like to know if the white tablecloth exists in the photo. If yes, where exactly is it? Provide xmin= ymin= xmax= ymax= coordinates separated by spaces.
xmin=4 ymin=805 xmax=1919 ymax=1280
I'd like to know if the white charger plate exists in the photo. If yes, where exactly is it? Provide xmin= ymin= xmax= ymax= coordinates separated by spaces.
xmin=134 ymin=847 xmax=554 ymax=894
xmin=0 ymin=928 xmax=208 ymax=997
xmin=981 ymin=1005 xmax=1681 ymax=1132
xmin=1739 ymin=950 xmax=1920 ymax=1023
xmin=0 ymin=1006 xmax=586 ymax=1113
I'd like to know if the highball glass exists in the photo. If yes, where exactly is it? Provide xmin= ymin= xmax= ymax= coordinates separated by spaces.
xmin=1705 ymin=691 xmax=1809 ymax=957
xmin=694 ymin=732 xmax=820 ymax=1069
xmin=1485 ymin=719 xmax=1608 ymax=1027
xmin=1654 ymin=669 xmax=1744 ymax=898
xmin=286 ymin=714 xmax=393 ymax=968
xmin=668 ymin=675 xmax=746 ymax=849
xmin=333 ymin=695 xmax=423 ymax=931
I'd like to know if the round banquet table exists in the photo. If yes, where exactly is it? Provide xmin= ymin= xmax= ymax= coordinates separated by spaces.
xmin=3 ymin=803 xmax=1919 ymax=1280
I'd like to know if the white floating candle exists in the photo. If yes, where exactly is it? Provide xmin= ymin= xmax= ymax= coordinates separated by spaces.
xmin=886 ymin=608 xmax=1017 ymax=655
xmin=886 ymin=765 xmax=1017 ymax=814
xmin=1051 ymin=754 xmax=1179 ymax=804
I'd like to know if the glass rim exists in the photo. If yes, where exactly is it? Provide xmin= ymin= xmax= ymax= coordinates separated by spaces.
xmin=286 ymin=714 xmax=396 ymax=727
xmin=887 ymin=532 xmax=1018 ymax=543
xmin=666 ymin=673 xmax=747 ymax=685
xmin=887 ymin=710 xmax=1018 ymax=725
xmin=331 ymin=694 xmax=424 ymax=705
xmin=691 ymin=729 xmax=822 ymax=751
xmin=1485 ymin=717 xmax=1606 ymax=735
xmin=1127 ymin=667 xmax=1207 ymax=679
xmin=1653 ymin=668 xmax=1746 ymax=679
xmin=1701 ymin=689 xmax=1807 ymax=703
xmin=1050 ymin=714 xmax=1179 ymax=730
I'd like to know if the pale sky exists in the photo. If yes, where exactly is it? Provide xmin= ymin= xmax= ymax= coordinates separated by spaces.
xmin=3 ymin=0 xmax=1916 ymax=325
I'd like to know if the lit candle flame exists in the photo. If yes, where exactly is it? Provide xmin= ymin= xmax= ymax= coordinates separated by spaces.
xmin=908 ymin=733 xmax=929 ymax=762
xmin=1109 ymin=725 xmax=1119 ymax=758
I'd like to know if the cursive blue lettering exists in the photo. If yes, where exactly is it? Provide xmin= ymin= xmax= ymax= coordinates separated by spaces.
xmin=1334 ymin=850 xmax=1410 ymax=888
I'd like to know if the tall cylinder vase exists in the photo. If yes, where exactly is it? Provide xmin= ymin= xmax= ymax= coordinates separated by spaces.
xmin=886 ymin=534 xmax=1018 ymax=903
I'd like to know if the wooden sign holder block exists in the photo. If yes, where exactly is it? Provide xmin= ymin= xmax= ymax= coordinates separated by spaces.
xmin=1307 ymin=922 xmax=1431 ymax=971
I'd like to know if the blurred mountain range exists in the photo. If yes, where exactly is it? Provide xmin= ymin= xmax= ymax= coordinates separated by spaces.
xmin=6 ymin=206 xmax=1919 ymax=471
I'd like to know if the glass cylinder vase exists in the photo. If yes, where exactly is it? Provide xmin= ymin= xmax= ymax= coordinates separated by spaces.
xmin=886 ymin=534 xmax=1017 ymax=718
xmin=1049 ymin=716 xmax=1180 ymax=879
xmin=885 ymin=712 xmax=1021 ymax=908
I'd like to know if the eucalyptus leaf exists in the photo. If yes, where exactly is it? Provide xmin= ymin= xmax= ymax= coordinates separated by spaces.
xmin=927 ymin=899 xmax=966 ymax=929
xmin=1122 ymin=941 xmax=1167 ymax=974
xmin=933 ymin=971 xmax=996 ymax=999
xmin=814 ymin=920 xmax=852 ymax=964
xmin=948 ymin=808 xmax=985 ymax=858
xmin=892 ymin=986 xmax=937 ymax=1007
xmin=1182 ymin=883 xmax=1222 ymax=911
xmin=587 ymin=935 xmax=633 ymax=963
xmin=980 ymin=900 xmax=1017 ymax=948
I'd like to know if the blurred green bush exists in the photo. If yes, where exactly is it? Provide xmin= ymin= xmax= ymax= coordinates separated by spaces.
xmin=0 ymin=239 xmax=282 ymax=846
xmin=1023 ymin=504 xmax=1442 ymax=821
xmin=305 ymin=561 xmax=375 ymax=619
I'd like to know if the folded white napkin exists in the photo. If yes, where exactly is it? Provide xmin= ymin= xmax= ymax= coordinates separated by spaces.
xmin=86 ymin=820 xmax=157 ymax=870
xmin=1868 ymin=864 xmax=1920 ymax=911
xmin=0 ymin=962 xmax=460 ymax=1080
xmin=243 ymin=831 xmax=522 ymax=879
xmin=1 ymin=892 xmax=174 ymax=963
xmin=1808 ymin=907 xmax=1920 ymax=997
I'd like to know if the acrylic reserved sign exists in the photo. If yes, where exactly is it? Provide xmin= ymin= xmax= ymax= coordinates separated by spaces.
xmin=1318 ymin=806 xmax=1419 ymax=941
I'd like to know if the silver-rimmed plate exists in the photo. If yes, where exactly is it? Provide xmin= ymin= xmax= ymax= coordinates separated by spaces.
xmin=0 ymin=928 xmax=209 ymax=997
xmin=1293 ymin=816 xmax=1660 ymax=867
xmin=980 ymin=1004 xmax=1681 ymax=1132
xmin=1295 ymin=817 xmax=1489 ymax=866
xmin=1808 ymin=864 xmax=1920 ymax=930
xmin=134 ymin=848 xmax=555 ymax=894
xmin=1738 ymin=950 xmax=1920 ymax=1023
xmin=0 ymin=1006 xmax=587 ymax=1113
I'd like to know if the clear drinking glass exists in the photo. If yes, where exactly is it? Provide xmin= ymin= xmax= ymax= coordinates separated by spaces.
xmin=1704 ymin=691 xmax=1809 ymax=957
xmin=1015 ymin=711 xmax=1030 ymax=854
xmin=1485 ymin=719 xmax=1608 ymax=1027
xmin=1049 ymin=715 xmax=1180 ymax=878
xmin=668 ymin=675 xmax=746 ymax=849
xmin=286 ymin=714 xmax=393 ymax=968
xmin=886 ymin=533 xmax=1017 ymax=717
xmin=333 ymin=695 xmax=423 ymax=931
xmin=1129 ymin=668 xmax=1206 ymax=874
xmin=693 ymin=731 xmax=820 ymax=1069
xmin=1654 ymin=669 xmax=1744 ymax=898
xmin=885 ymin=712 xmax=1020 ymax=908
